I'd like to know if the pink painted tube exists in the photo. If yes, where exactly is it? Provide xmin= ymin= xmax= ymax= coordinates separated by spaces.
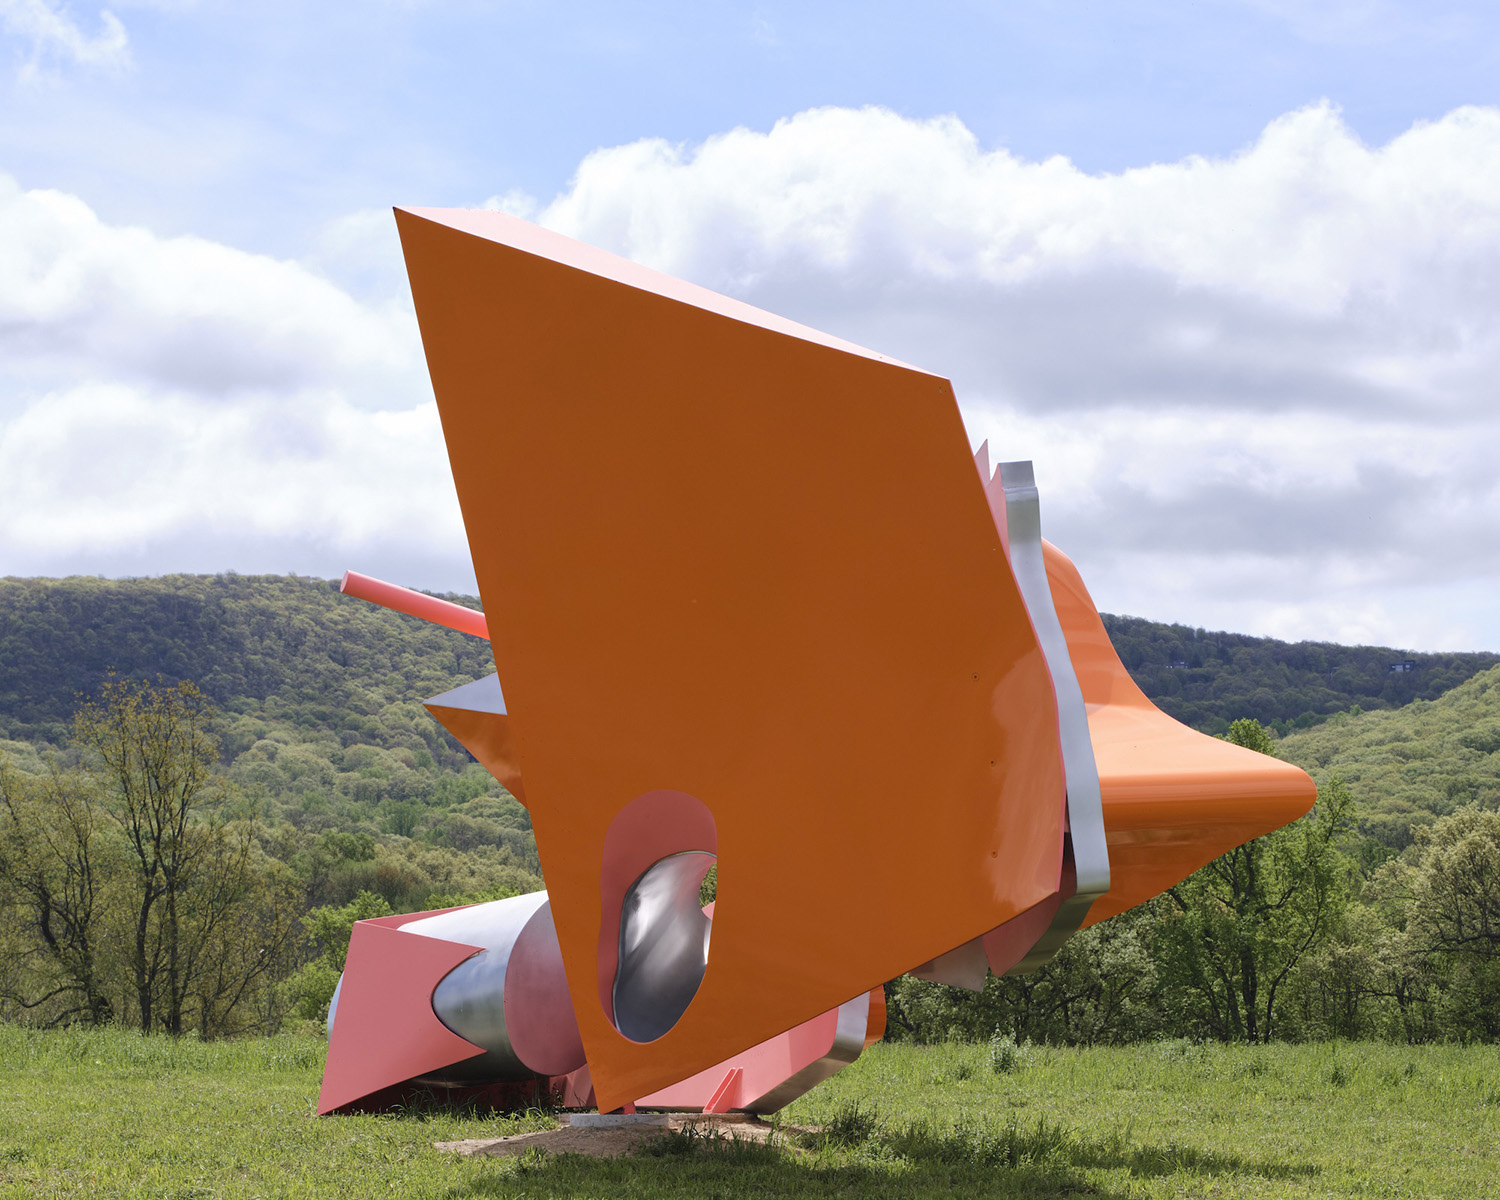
xmin=340 ymin=570 xmax=490 ymax=640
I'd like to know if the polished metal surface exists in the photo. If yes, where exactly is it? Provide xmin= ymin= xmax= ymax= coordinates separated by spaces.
xmin=997 ymin=460 xmax=1110 ymax=973
xmin=401 ymin=891 xmax=585 ymax=1081
xmin=910 ymin=936 xmax=988 ymax=991
xmin=424 ymin=672 xmax=507 ymax=715
xmin=612 ymin=851 xmax=716 ymax=1043
xmin=325 ymin=975 xmax=343 ymax=1038
xmin=742 ymin=992 xmax=872 ymax=1114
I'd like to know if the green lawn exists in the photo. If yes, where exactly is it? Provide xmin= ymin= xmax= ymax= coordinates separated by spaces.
xmin=0 ymin=1026 xmax=1495 ymax=1198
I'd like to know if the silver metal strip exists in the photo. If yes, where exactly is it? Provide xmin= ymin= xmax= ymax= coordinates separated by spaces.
xmin=741 ymin=991 xmax=872 ymax=1114
xmin=424 ymin=672 xmax=508 ymax=714
xmin=996 ymin=460 xmax=1109 ymax=972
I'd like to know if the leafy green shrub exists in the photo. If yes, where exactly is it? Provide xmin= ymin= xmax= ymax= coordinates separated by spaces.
xmin=989 ymin=1032 xmax=1021 ymax=1074
xmin=821 ymin=1099 xmax=880 ymax=1147
xmin=282 ymin=961 xmax=341 ymax=1024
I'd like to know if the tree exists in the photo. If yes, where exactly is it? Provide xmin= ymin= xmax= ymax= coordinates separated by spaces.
xmin=1365 ymin=805 xmax=1500 ymax=1040
xmin=882 ymin=901 xmax=1168 ymax=1046
xmin=1404 ymin=806 xmax=1500 ymax=967
xmin=189 ymin=855 xmax=303 ymax=1037
xmin=1155 ymin=720 xmax=1354 ymax=1041
xmin=71 ymin=678 xmax=270 ymax=1035
xmin=283 ymin=890 xmax=393 ymax=1022
xmin=0 ymin=756 xmax=116 ymax=1026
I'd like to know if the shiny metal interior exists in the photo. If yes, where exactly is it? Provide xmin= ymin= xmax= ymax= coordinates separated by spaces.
xmin=612 ymin=851 xmax=716 ymax=1043
xmin=325 ymin=975 xmax=343 ymax=1037
xmin=402 ymin=892 xmax=585 ymax=1081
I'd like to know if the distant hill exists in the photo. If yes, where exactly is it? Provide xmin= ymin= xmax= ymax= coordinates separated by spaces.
xmin=1276 ymin=663 xmax=1500 ymax=849
xmin=5 ymin=575 xmax=1493 ymax=742
xmin=1102 ymin=614 xmax=1498 ymax=736
xmin=0 ymin=574 xmax=536 ymax=868
xmin=2 ymin=575 xmax=1496 ymax=852
xmin=0 ymin=573 xmax=490 ymax=748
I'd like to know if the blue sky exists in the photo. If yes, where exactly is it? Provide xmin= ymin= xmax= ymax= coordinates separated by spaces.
xmin=3 ymin=1 xmax=1500 ymax=651
xmin=10 ymin=2 xmax=1500 ymax=250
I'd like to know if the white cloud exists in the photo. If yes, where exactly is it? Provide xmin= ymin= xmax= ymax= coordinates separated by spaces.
xmin=0 ymin=174 xmax=461 ymax=588
xmin=0 ymin=0 xmax=129 ymax=76
xmin=304 ymin=205 xmax=415 ymax=309
xmin=0 ymin=381 xmax=469 ymax=581
xmin=0 ymin=174 xmax=425 ymax=407
xmin=527 ymin=103 xmax=1500 ymax=650
xmin=481 ymin=189 xmax=540 ymax=223
xmin=540 ymin=102 xmax=1500 ymax=328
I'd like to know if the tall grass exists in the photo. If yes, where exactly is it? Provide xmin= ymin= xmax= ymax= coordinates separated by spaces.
xmin=1 ymin=1026 xmax=1496 ymax=1198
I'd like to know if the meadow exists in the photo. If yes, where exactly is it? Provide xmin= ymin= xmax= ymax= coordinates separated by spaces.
xmin=0 ymin=1026 xmax=1495 ymax=1199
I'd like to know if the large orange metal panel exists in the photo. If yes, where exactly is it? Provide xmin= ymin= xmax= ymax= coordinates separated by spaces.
xmin=395 ymin=208 xmax=1067 ymax=1110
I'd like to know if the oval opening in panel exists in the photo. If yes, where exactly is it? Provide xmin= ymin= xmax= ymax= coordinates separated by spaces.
xmin=611 ymin=850 xmax=716 ymax=1043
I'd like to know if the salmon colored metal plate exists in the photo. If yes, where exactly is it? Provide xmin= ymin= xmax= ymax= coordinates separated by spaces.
xmin=318 ymin=915 xmax=486 ymax=1113
xmin=341 ymin=570 xmax=490 ymax=639
xmin=1041 ymin=541 xmax=1318 ymax=925
xmin=395 ymin=207 xmax=1067 ymax=1112
xmin=636 ymin=1002 xmax=836 ymax=1110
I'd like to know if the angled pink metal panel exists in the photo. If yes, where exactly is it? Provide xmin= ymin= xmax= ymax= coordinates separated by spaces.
xmin=318 ymin=915 xmax=486 ymax=1114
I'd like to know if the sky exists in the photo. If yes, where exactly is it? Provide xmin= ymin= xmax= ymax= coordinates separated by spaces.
xmin=1 ymin=0 xmax=1499 ymax=653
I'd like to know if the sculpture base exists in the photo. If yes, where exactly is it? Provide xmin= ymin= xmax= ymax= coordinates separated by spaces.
xmin=436 ymin=1112 xmax=789 ymax=1159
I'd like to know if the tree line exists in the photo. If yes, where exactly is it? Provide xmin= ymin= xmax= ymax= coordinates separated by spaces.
xmin=1101 ymin=613 xmax=1498 ymax=736
xmin=888 ymin=720 xmax=1500 ymax=1046
xmin=4 ymin=677 xmax=1497 ymax=1046
xmin=0 ymin=679 xmax=540 ymax=1036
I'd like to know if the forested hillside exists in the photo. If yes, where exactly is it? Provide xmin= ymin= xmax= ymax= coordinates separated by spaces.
xmin=0 ymin=574 xmax=490 ymax=748
xmin=0 ymin=576 xmax=543 ymax=1041
xmin=1102 ymin=614 xmax=1497 ymax=735
xmin=0 ymin=574 xmax=538 ymax=868
xmin=1 ymin=572 xmax=1493 ymax=889
xmin=4 ymin=575 xmax=1493 ymax=749
xmin=1278 ymin=665 xmax=1500 ymax=849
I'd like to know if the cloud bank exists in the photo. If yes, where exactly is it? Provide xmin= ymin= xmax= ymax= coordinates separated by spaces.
xmin=0 ymin=172 xmax=463 ymax=589
xmin=5 ymin=102 xmax=1500 ymax=651
xmin=521 ymin=103 xmax=1500 ymax=649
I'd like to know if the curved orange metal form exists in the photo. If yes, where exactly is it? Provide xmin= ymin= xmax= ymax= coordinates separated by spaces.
xmin=394 ymin=206 xmax=1068 ymax=1111
xmin=1041 ymin=543 xmax=1318 ymax=924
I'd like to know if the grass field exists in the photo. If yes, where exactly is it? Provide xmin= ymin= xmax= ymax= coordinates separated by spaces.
xmin=0 ymin=1026 xmax=1495 ymax=1198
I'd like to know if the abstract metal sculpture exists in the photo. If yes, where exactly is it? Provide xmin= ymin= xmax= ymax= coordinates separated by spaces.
xmin=317 ymin=209 xmax=1317 ymax=1116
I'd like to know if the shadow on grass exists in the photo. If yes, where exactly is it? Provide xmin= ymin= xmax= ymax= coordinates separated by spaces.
xmin=1068 ymin=1129 xmax=1321 ymax=1182
xmin=874 ymin=1116 xmax=1317 ymax=1183
xmin=443 ymin=1154 xmax=1123 ymax=1199
xmin=436 ymin=1109 xmax=1319 ymax=1199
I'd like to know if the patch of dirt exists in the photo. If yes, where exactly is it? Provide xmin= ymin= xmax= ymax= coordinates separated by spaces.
xmin=434 ymin=1113 xmax=814 ymax=1159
